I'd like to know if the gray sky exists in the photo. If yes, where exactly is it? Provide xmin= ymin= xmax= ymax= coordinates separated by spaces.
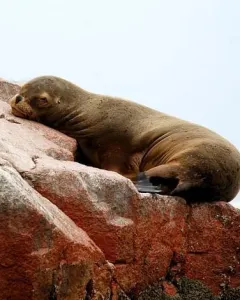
xmin=1 ymin=0 xmax=240 ymax=207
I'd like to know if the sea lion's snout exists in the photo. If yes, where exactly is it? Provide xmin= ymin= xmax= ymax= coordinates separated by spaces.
xmin=9 ymin=94 xmax=37 ymax=120
xmin=9 ymin=94 xmax=23 ymax=110
xmin=9 ymin=94 xmax=23 ymax=107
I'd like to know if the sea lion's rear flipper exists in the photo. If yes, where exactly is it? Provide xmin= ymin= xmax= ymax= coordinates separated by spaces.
xmin=170 ymin=182 xmax=194 ymax=197
xmin=170 ymin=181 xmax=214 ymax=202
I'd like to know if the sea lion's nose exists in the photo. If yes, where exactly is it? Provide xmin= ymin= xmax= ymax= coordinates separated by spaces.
xmin=15 ymin=95 xmax=22 ymax=104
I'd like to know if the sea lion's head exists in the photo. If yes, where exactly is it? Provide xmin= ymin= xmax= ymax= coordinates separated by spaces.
xmin=9 ymin=76 xmax=82 ymax=123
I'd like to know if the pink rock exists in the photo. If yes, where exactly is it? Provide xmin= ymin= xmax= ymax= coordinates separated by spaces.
xmin=0 ymin=164 xmax=112 ymax=299
xmin=0 ymin=100 xmax=77 ymax=172
xmin=1 ymin=78 xmax=240 ymax=298
xmin=0 ymin=79 xmax=20 ymax=103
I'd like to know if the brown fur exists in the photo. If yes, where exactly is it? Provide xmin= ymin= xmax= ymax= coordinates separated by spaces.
xmin=9 ymin=76 xmax=240 ymax=202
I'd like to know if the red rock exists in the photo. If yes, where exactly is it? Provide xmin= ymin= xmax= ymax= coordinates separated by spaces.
xmin=0 ymin=164 xmax=112 ymax=299
xmin=185 ymin=202 xmax=240 ymax=293
xmin=1 ymin=79 xmax=240 ymax=298
xmin=162 ymin=281 xmax=177 ymax=296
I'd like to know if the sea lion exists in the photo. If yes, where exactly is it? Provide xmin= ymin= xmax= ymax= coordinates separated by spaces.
xmin=9 ymin=76 xmax=240 ymax=202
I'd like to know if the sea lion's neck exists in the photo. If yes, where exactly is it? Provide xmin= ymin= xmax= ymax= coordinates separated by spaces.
xmin=40 ymin=88 xmax=100 ymax=138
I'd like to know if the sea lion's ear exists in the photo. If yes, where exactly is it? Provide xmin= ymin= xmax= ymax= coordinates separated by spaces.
xmin=55 ymin=97 xmax=61 ymax=104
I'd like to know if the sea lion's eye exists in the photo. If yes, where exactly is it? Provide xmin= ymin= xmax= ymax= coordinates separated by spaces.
xmin=39 ymin=97 xmax=48 ymax=104
xmin=31 ymin=96 xmax=50 ymax=108
xmin=37 ymin=97 xmax=50 ymax=107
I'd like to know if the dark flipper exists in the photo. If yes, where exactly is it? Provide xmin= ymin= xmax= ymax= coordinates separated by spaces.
xmin=134 ymin=172 xmax=180 ymax=194
xmin=133 ymin=172 xmax=165 ymax=194
xmin=170 ymin=181 xmax=215 ymax=202
xmin=134 ymin=183 xmax=163 ymax=193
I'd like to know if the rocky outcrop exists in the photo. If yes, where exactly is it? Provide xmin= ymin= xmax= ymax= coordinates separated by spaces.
xmin=0 ymin=79 xmax=20 ymax=102
xmin=0 ymin=164 xmax=112 ymax=299
xmin=0 ymin=79 xmax=240 ymax=299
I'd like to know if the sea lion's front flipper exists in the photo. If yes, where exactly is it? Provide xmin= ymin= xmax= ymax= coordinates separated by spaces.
xmin=134 ymin=175 xmax=163 ymax=193
xmin=134 ymin=164 xmax=180 ymax=194
xmin=134 ymin=172 xmax=167 ymax=194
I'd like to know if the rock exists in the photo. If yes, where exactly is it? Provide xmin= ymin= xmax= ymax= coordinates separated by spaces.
xmin=0 ymin=79 xmax=240 ymax=299
xmin=185 ymin=202 xmax=240 ymax=294
xmin=0 ymin=100 xmax=77 ymax=173
xmin=0 ymin=78 xmax=20 ymax=103
xmin=162 ymin=282 xmax=178 ymax=296
xmin=0 ymin=165 xmax=112 ymax=299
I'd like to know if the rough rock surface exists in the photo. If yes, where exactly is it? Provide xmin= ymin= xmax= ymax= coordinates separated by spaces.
xmin=0 ymin=79 xmax=240 ymax=299
xmin=0 ymin=79 xmax=20 ymax=102
xmin=0 ymin=165 xmax=112 ymax=299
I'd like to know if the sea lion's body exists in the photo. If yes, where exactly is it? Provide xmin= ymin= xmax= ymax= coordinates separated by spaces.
xmin=9 ymin=76 xmax=240 ymax=202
